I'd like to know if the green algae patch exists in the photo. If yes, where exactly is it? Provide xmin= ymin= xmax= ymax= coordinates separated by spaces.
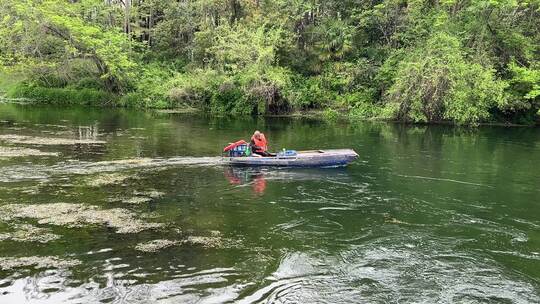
xmin=0 ymin=224 xmax=60 ymax=243
xmin=85 ymin=173 xmax=132 ymax=187
xmin=112 ymin=190 xmax=165 ymax=205
xmin=120 ymin=190 xmax=165 ymax=204
xmin=0 ymin=134 xmax=105 ymax=145
xmin=135 ymin=234 xmax=223 ymax=253
xmin=122 ymin=196 xmax=153 ymax=204
xmin=96 ymin=158 xmax=154 ymax=166
xmin=133 ymin=190 xmax=165 ymax=198
xmin=0 ymin=256 xmax=81 ymax=270
xmin=0 ymin=146 xmax=59 ymax=158
xmin=135 ymin=239 xmax=179 ymax=252
xmin=0 ymin=203 xmax=162 ymax=234
xmin=184 ymin=236 xmax=223 ymax=248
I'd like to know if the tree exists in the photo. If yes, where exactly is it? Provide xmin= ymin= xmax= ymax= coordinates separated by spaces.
xmin=0 ymin=0 xmax=137 ymax=92
xmin=384 ymin=33 xmax=507 ymax=125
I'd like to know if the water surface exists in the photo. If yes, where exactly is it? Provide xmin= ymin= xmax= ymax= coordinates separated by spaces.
xmin=0 ymin=104 xmax=539 ymax=303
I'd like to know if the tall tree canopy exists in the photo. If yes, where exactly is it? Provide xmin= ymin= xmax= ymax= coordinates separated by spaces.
xmin=1 ymin=0 xmax=539 ymax=124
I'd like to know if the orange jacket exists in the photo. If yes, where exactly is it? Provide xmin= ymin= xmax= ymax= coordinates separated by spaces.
xmin=251 ymin=133 xmax=267 ymax=152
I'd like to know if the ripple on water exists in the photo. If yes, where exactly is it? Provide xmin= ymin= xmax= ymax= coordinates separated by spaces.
xmin=0 ymin=270 xmax=83 ymax=304
xmin=343 ymin=237 xmax=538 ymax=303
xmin=57 ymin=267 xmax=245 ymax=303
xmin=236 ymin=237 xmax=540 ymax=304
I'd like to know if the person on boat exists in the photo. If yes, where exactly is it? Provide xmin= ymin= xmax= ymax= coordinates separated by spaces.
xmin=250 ymin=130 xmax=273 ymax=157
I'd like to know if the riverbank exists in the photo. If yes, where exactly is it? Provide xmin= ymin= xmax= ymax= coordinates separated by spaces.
xmin=1 ymin=74 xmax=538 ymax=126
xmin=2 ymin=93 xmax=539 ymax=127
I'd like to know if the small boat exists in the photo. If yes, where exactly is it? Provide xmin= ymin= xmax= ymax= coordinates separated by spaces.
xmin=224 ymin=149 xmax=358 ymax=167
xmin=222 ymin=141 xmax=358 ymax=167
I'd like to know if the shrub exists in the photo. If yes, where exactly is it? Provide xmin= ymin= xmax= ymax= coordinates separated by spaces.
xmin=118 ymin=92 xmax=146 ymax=107
xmin=322 ymin=108 xmax=340 ymax=121
xmin=75 ymin=77 xmax=106 ymax=90
xmin=210 ymin=81 xmax=252 ymax=115
xmin=8 ymin=83 xmax=114 ymax=105
xmin=290 ymin=76 xmax=334 ymax=110
xmin=164 ymin=69 xmax=226 ymax=109
xmin=349 ymin=103 xmax=382 ymax=120
xmin=383 ymin=33 xmax=507 ymax=125
xmin=236 ymin=66 xmax=294 ymax=115
xmin=163 ymin=67 xmax=295 ymax=115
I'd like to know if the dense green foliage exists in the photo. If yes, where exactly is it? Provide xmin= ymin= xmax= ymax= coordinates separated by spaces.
xmin=1 ymin=0 xmax=539 ymax=124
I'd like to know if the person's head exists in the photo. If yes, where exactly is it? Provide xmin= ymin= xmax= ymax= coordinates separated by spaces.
xmin=253 ymin=130 xmax=261 ymax=139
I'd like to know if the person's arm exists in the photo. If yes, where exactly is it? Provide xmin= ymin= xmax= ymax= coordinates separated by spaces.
xmin=261 ymin=134 xmax=268 ymax=151
xmin=250 ymin=138 xmax=257 ymax=149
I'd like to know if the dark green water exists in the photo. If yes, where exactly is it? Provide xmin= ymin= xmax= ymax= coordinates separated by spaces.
xmin=0 ymin=103 xmax=538 ymax=303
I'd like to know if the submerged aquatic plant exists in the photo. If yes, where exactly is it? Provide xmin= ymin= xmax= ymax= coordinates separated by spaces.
xmin=133 ymin=190 xmax=165 ymax=198
xmin=135 ymin=239 xmax=179 ymax=252
xmin=184 ymin=236 xmax=223 ymax=248
xmin=122 ymin=197 xmax=153 ymax=204
xmin=0 ymin=134 xmax=105 ymax=145
xmin=0 ymin=256 xmax=81 ymax=270
xmin=0 ymin=203 xmax=162 ymax=233
xmin=0 ymin=224 xmax=60 ymax=243
xmin=135 ymin=234 xmax=224 ymax=253
xmin=0 ymin=146 xmax=59 ymax=158
xmin=85 ymin=173 xmax=132 ymax=187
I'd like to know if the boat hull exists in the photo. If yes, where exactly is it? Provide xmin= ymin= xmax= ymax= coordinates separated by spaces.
xmin=223 ymin=149 xmax=358 ymax=168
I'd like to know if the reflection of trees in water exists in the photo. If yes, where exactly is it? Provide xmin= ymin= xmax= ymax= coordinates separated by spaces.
xmin=70 ymin=123 xmax=108 ymax=157
xmin=77 ymin=123 xmax=100 ymax=140
xmin=360 ymin=122 xmax=540 ymax=218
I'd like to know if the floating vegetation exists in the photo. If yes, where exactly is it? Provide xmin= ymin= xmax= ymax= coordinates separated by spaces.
xmin=0 ymin=146 xmax=59 ymax=158
xmin=85 ymin=173 xmax=131 ymax=187
xmin=0 ymin=256 xmax=80 ymax=270
xmin=122 ymin=197 xmax=153 ymax=204
xmin=135 ymin=239 xmax=179 ymax=252
xmin=135 ymin=234 xmax=223 ymax=253
xmin=0 ymin=157 xmax=223 ymax=183
xmin=0 ymin=224 xmax=60 ymax=243
xmin=184 ymin=236 xmax=223 ymax=248
xmin=133 ymin=190 xmax=165 ymax=198
xmin=0 ymin=203 xmax=162 ymax=234
xmin=0 ymin=134 xmax=105 ymax=145
xmin=113 ymin=189 xmax=165 ymax=205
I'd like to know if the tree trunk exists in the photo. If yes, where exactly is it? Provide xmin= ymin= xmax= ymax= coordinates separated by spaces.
xmin=90 ymin=55 xmax=119 ymax=92
xmin=124 ymin=0 xmax=131 ymax=34
xmin=106 ymin=0 xmax=114 ymax=27
xmin=148 ymin=7 xmax=154 ymax=46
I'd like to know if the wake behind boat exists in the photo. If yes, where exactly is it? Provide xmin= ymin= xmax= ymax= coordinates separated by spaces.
xmin=222 ymin=140 xmax=358 ymax=167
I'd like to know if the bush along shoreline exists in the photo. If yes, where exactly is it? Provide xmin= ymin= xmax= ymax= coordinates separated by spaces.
xmin=4 ymin=78 xmax=539 ymax=126
xmin=0 ymin=1 xmax=538 ymax=126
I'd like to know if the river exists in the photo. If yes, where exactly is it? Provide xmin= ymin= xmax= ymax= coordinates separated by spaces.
xmin=0 ymin=103 xmax=538 ymax=303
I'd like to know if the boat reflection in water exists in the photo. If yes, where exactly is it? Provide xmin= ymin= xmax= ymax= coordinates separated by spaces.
xmin=224 ymin=166 xmax=267 ymax=195
xmin=223 ymin=166 xmax=353 ymax=196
